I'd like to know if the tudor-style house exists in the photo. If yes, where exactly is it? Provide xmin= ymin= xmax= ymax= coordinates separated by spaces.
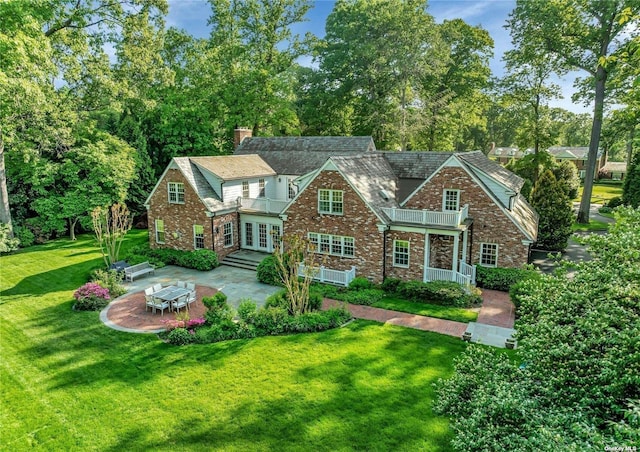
xmin=145 ymin=130 xmax=538 ymax=285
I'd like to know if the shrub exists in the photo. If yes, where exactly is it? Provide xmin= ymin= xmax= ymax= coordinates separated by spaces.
xmin=266 ymin=289 xmax=323 ymax=314
xmin=397 ymin=280 xmax=471 ymax=307
xmin=167 ymin=327 xmax=194 ymax=345
xmin=91 ymin=269 xmax=126 ymax=298
xmin=598 ymin=206 xmax=613 ymax=214
xmin=340 ymin=288 xmax=384 ymax=306
xmin=256 ymin=256 xmax=283 ymax=286
xmin=175 ymin=249 xmax=218 ymax=271
xmin=475 ymin=265 xmax=540 ymax=292
xmin=0 ymin=223 xmax=19 ymax=253
xmin=252 ymin=307 xmax=290 ymax=334
xmin=124 ymin=245 xmax=217 ymax=271
xmin=14 ymin=226 xmax=34 ymax=248
xmin=237 ymin=299 xmax=257 ymax=323
xmin=73 ymin=282 xmax=111 ymax=311
xmin=381 ymin=277 xmax=401 ymax=293
xmin=348 ymin=276 xmax=372 ymax=290
xmin=203 ymin=292 xmax=227 ymax=310
xmin=606 ymin=196 xmax=623 ymax=208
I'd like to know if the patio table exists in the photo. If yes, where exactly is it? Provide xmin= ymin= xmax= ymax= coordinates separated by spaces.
xmin=153 ymin=286 xmax=191 ymax=312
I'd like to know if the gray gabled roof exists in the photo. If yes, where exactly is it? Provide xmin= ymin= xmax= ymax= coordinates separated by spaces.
xmin=457 ymin=151 xmax=525 ymax=193
xmin=235 ymin=136 xmax=376 ymax=175
xmin=377 ymin=151 xmax=453 ymax=179
xmin=173 ymin=158 xmax=234 ymax=212
xmin=510 ymin=194 xmax=539 ymax=241
xmin=329 ymin=154 xmax=399 ymax=220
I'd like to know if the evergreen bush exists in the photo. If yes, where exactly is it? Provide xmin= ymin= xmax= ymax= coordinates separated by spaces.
xmin=256 ymin=255 xmax=283 ymax=286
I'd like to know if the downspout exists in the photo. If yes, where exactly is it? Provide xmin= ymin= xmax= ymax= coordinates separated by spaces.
xmin=210 ymin=214 xmax=216 ymax=252
xmin=382 ymin=228 xmax=388 ymax=282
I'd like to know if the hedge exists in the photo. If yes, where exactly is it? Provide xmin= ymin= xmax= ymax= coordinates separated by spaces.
xmin=475 ymin=265 xmax=540 ymax=292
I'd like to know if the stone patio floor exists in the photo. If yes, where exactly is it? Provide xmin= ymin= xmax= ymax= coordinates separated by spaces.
xmin=101 ymin=265 xmax=517 ymax=347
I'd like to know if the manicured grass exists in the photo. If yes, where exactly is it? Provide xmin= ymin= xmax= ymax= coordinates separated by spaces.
xmin=576 ymin=182 xmax=623 ymax=204
xmin=572 ymin=219 xmax=610 ymax=232
xmin=372 ymin=296 xmax=478 ymax=323
xmin=0 ymin=232 xmax=465 ymax=450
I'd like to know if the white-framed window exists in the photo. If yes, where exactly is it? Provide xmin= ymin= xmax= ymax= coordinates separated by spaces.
xmin=223 ymin=222 xmax=233 ymax=247
xmin=155 ymin=219 xmax=165 ymax=244
xmin=443 ymin=189 xmax=460 ymax=211
xmin=318 ymin=189 xmax=343 ymax=215
xmin=579 ymin=170 xmax=586 ymax=179
xmin=168 ymin=182 xmax=185 ymax=204
xmin=258 ymin=179 xmax=265 ymax=197
xmin=393 ymin=240 xmax=410 ymax=267
xmin=480 ymin=243 xmax=498 ymax=267
xmin=193 ymin=224 xmax=204 ymax=249
xmin=242 ymin=180 xmax=249 ymax=198
xmin=270 ymin=225 xmax=281 ymax=245
xmin=308 ymin=233 xmax=355 ymax=257
xmin=245 ymin=223 xmax=253 ymax=247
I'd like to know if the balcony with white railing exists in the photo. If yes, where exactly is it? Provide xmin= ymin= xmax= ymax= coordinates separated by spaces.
xmin=239 ymin=197 xmax=289 ymax=214
xmin=381 ymin=204 xmax=469 ymax=227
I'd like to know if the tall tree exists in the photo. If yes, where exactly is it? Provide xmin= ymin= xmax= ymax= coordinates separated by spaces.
xmin=508 ymin=0 xmax=640 ymax=223
xmin=317 ymin=0 xmax=442 ymax=149
xmin=207 ymin=0 xmax=312 ymax=137
xmin=500 ymin=49 xmax=561 ymax=180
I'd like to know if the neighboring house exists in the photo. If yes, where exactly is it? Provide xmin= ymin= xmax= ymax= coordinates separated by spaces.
xmin=546 ymin=146 xmax=606 ymax=179
xmin=599 ymin=161 xmax=627 ymax=180
xmin=146 ymin=130 xmax=538 ymax=285
xmin=487 ymin=147 xmax=531 ymax=164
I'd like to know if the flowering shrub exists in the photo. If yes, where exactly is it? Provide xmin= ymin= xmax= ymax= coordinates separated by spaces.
xmin=73 ymin=282 xmax=111 ymax=311
xmin=162 ymin=317 xmax=206 ymax=331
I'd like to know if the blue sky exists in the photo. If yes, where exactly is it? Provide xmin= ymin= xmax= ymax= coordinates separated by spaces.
xmin=165 ymin=0 xmax=590 ymax=114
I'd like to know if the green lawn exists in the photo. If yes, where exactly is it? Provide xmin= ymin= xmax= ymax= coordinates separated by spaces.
xmin=372 ymin=296 xmax=478 ymax=323
xmin=572 ymin=219 xmax=610 ymax=232
xmin=576 ymin=182 xmax=623 ymax=204
xmin=0 ymin=232 xmax=465 ymax=450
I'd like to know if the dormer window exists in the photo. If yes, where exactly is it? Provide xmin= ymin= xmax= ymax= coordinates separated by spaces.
xmin=318 ymin=189 xmax=343 ymax=215
xmin=168 ymin=182 xmax=185 ymax=204
xmin=443 ymin=189 xmax=460 ymax=211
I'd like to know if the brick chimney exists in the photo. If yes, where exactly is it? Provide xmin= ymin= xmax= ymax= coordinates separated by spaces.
xmin=234 ymin=127 xmax=252 ymax=149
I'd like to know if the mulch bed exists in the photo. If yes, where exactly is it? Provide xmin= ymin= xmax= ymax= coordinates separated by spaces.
xmin=106 ymin=285 xmax=218 ymax=331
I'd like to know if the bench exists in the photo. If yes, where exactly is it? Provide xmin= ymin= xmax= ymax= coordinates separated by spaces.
xmin=124 ymin=262 xmax=155 ymax=282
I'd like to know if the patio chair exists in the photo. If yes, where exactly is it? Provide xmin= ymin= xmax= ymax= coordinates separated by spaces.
xmin=144 ymin=287 xmax=155 ymax=312
xmin=176 ymin=281 xmax=186 ymax=289
xmin=186 ymin=285 xmax=196 ymax=308
xmin=186 ymin=282 xmax=195 ymax=294
xmin=148 ymin=297 xmax=170 ymax=316
xmin=172 ymin=294 xmax=188 ymax=312
xmin=153 ymin=283 xmax=162 ymax=293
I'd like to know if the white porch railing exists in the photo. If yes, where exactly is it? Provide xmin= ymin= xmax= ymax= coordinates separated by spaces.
xmin=381 ymin=204 xmax=469 ymax=227
xmin=298 ymin=264 xmax=357 ymax=287
xmin=459 ymin=260 xmax=476 ymax=285
xmin=239 ymin=197 xmax=289 ymax=214
xmin=425 ymin=261 xmax=475 ymax=286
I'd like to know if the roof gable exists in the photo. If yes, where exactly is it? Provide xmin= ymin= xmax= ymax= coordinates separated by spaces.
xmin=190 ymin=155 xmax=275 ymax=181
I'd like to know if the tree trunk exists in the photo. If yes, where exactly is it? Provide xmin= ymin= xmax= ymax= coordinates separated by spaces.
xmin=69 ymin=217 xmax=78 ymax=241
xmin=577 ymin=65 xmax=607 ymax=224
xmin=0 ymin=128 xmax=13 ymax=237
xmin=626 ymin=124 xmax=635 ymax=170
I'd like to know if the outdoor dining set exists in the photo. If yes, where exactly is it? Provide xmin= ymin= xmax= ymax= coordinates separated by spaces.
xmin=144 ymin=281 xmax=196 ymax=316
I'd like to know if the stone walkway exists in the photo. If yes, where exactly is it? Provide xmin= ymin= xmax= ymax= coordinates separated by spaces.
xmin=322 ymin=288 xmax=515 ymax=343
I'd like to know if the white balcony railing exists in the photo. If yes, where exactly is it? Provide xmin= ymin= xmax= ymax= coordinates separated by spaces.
xmin=298 ymin=264 xmax=357 ymax=287
xmin=239 ymin=197 xmax=289 ymax=214
xmin=381 ymin=204 xmax=469 ymax=227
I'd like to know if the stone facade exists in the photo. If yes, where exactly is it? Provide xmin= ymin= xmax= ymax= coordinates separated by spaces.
xmin=283 ymin=170 xmax=385 ymax=282
xmin=147 ymin=168 xmax=239 ymax=261
xmin=405 ymin=166 xmax=530 ymax=267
